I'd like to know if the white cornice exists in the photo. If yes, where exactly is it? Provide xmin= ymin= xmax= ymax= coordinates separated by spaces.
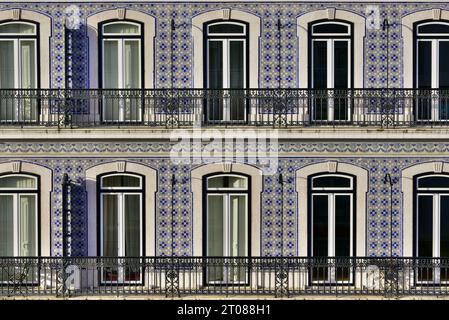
xmin=1 ymin=127 xmax=449 ymax=141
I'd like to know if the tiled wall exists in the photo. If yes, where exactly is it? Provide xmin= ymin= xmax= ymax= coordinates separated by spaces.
xmin=2 ymin=2 xmax=449 ymax=89
xmin=2 ymin=141 xmax=449 ymax=257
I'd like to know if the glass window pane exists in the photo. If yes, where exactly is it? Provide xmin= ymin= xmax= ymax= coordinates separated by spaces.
xmin=417 ymin=195 xmax=433 ymax=257
xmin=313 ymin=23 xmax=349 ymax=34
xmin=0 ymin=195 xmax=14 ymax=256
xmin=313 ymin=176 xmax=351 ymax=189
xmin=418 ymin=41 xmax=432 ymax=88
xmin=208 ymin=175 xmax=247 ymax=189
xmin=103 ymin=194 xmax=119 ymax=256
xmin=0 ymin=23 xmax=35 ymax=34
xmin=124 ymin=40 xmax=140 ymax=89
xmin=19 ymin=195 xmax=36 ymax=256
xmin=441 ymin=196 xmax=449 ymax=258
xmin=103 ymin=23 xmax=140 ymax=35
xmin=102 ymin=175 xmax=141 ymax=188
xmin=208 ymin=40 xmax=223 ymax=89
xmin=313 ymin=41 xmax=327 ymax=89
xmin=20 ymin=40 xmax=36 ymax=89
xmin=124 ymin=194 xmax=141 ymax=257
xmin=207 ymin=195 xmax=225 ymax=282
xmin=439 ymin=42 xmax=449 ymax=88
xmin=230 ymin=195 xmax=247 ymax=257
xmin=103 ymin=41 xmax=119 ymax=89
xmin=418 ymin=176 xmax=449 ymax=189
xmin=335 ymin=195 xmax=351 ymax=257
xmin=0 ymin=41 xmax=15 ymax=89
xmin=313 ymin=195 xmax=328 ymax=257
xmin=208 ymin=23 xmax=244 ymax=34
xmin=230 ymin=41 xmax=244 ymax=89
xmin=418 ymin=23 xmax=449 ymax=34
xmin=207 ymin=195 xmax=224 ymax=257
xmin=0 ymin=175 xmax=36 ymax=189
xmin=334 ymin=41 xmax=348 ymax=89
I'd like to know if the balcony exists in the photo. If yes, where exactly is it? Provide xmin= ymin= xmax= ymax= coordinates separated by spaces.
xmin=1 ymin=89 xmax=449 ymax=129
xmin=1 ymin=257 xmax=449 ymax=298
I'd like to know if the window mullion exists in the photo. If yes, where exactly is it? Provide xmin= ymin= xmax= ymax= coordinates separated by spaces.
xmin=13 ymin=193 xmax=19 ymax=257
xmin=329 ymin=193 xmax=335 ymax=257
xmin=434 ymin=194 xmax=440 ymax=258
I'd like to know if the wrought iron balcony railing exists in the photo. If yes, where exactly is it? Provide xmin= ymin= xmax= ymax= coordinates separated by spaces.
xmin=1 ymin=256 xmax=449 ymax=298
xmin=1 ymin=89 xmax=449 ymax=128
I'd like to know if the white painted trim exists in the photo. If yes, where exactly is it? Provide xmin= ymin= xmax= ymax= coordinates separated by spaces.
xmin=192 ymin=9 xmax=260 ymax=88
xmin=191 ymin=162 xmax=263 ymax=257
xmin=0 ymin=161 xmax=52 ymax=256
xmin=297 ymin=9 xmax=366 ymax=88
xmin=87 ymin=9 xmax=155 ymax=89
xmin=401 ymin=161 xmax=449 ymax=257
xmin=402 ymin=9 xmax=449 ymax=88
xmin=85 ymin=161 xmax=157 ymax=256
xmin=0 ymin=9 xmax=51 ymax=88
xmin=295 ymin=161 xmax=367 ymax=257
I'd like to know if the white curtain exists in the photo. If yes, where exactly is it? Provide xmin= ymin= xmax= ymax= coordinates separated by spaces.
xmin=124 ymin=194 xmax=140 ymax=257
xmin=103 ymin=194 xmax=118 ymax=257
xmin=104 ymin=23 xmax=139 ymax=35
xmin=19 ymin=195 xmax=37 ymax=256
xmin=103 ymin=41 xmax=119 ymax=121
xmin=124 ymin=40 xmax=140 ymax=121
xmin=20 ymin=40 xmax=37 ymax=121
xmin=0 ymin=41 xmax=15 ymax=121
xmin=0 ymin=175 xmax=36 ymax=189
xmin=0 ymin=195 xmax=14 ymax=256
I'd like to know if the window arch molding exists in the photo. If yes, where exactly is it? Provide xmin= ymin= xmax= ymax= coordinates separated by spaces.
xmin=86 ymin=9 xmax=156 ymax=89
xmin=0 ymin=9 xmax=51 ymax=88
xmin=402 ymin=161 xmax=449 ymax=257
xmin=296 ymin=9 xmax=366 ymax=88
xmin=295 ymin=161 xmax=368 ymax=257
xmin=85 ymin=161 xmax=157 ymax=256
xmin=402 ymin=9 xmax=449 ymax=88
xmin=192 ymin=9 xmax=261 ymax=88
xmin=191 ymin=162 xmax=263 ymax=256
xmin=0 ymin=161 xmax=52 ymax=256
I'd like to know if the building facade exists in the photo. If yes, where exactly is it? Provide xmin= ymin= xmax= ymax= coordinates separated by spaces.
xmin=1 ymin=0 xmax=449 ymax=298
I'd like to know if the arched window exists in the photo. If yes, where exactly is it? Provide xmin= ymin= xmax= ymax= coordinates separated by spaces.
xmin=309 ymin=21 xmax=352 ymax=123
xmin=99 ymin=21 xmax=143 ymax=122
xmin=414 ymin=174 xmax=449 ymax=283
xmin=309 ymin=173 xmax=354 ymax=283
xmin=0 ymin=174 xmax=38 ymax=257
xmin=204 ymin=173 xmax=249 ymax=284
xmin=415 ymin=21 xmax=449 ymax=121
xmin=99 ymin=173 xmax=143 ymax=284
xmin=205 ymin=21 xmax=248 ymax=123
xmin=0 ymin=21 xmax=38 ymax=122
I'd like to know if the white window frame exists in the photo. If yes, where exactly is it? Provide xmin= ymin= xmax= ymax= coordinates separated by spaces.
xmin=310 ymin=174 xmax=354 ymax=284
xmin=206 ymin=37 xmax=247 ymax=122
xmin=207 ymin=21 xmax=246 ymax=36
xmin=311 ymin=21 xmax=351 ymax=37
xmin=415 ymin=22 xmax=449 ymax=122
xmin=0 ymin=174 xmax=37 ymax=190
xmin=415 ymin=174 xmax=449 ymax=285
xmin=206 ymin=174 xmax=248 ymax=191
xmin=0 ymin=173 xmax=38 ymax=258
xmin=0 ymin=21 xmax=36 ymax=36
xmin=102 ymin=21 xmax=141 ymax=36
xmin=99 ymin=174 xmax=143 ymax=284
xmin=206 ymin=192 xmax=248 ymax=284
xmin=101 ymin=34 xmax=143 ymax=122
xmin=100 ymin=173 xmax=142 ymax=190
xmin=310 ymin=26 xmax=352 ymax=122
xmin=205 ymin=173 xmax=249 ymax=284
xmin=311 ymin=173 xmax=354 ymax=191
